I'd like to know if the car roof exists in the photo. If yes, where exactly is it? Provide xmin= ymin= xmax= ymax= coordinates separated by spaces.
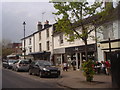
xmin=33 ymin=60 xmax=51 ymax=63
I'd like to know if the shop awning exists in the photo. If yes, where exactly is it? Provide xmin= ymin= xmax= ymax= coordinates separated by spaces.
xmin=28 ymin=51 xmax=51 ymax=55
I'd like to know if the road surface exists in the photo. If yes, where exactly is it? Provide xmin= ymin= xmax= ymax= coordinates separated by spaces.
xmin=2 ymin=68 xmax=63 ymax=88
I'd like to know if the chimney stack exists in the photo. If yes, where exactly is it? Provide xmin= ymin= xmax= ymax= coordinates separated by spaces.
xmin=37 ymin=22 xmax=42 ymax=31
xmin=44 ymin=20 xmax=49 ymax=29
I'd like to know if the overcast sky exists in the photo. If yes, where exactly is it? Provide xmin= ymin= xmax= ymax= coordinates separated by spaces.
xmin=1 ymin=0 xmax=118 ymax=43
xmin=2 ymin=1 xmax=56 ymax=43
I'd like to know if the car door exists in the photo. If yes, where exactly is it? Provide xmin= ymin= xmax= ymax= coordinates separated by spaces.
xmin=33 ymin=62 xmax=40 ymax=75
xmin=29 ymin=61 xmax=35 ymax=73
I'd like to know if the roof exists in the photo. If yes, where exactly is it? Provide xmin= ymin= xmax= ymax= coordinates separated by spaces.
xmin=21 ymin=25 xmax=52 ymax=40
xmin=28 ymin=51 xmax=51 ymax=55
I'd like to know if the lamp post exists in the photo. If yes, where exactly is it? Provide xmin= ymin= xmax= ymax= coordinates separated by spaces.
xmin=23 ymin=21 xmax=26 ymax=59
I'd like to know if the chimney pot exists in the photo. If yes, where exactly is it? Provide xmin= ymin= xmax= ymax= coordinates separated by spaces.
xmin=44 ymin=20 xmax=50 ymax=29
xmin=37 ymin=21 xmax=42 ymax=31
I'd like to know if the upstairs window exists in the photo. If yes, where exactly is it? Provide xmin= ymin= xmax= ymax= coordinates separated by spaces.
xmin=29 ymin=38 xmax=31 ymax=45
xmin=39 ymin=32 xmax=41 ymax=40
xmin=59 ymin=34 xmax=63 ymax=44
xmin=46 ymin=41 xmax=49 ymax=50
xmin=39 ymin=43 xmax=42 ymax=51
xmin=29 ymin=48 xmax=32 ymax=53
xmin=46 ymin=28 xmax=49 ymax=38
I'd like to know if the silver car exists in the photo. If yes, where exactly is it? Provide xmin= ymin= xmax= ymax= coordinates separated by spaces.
xmin=7 ymin=59 xmax=18 ymax=69
xmin=12 ymin=59 xmax=30 ymax=72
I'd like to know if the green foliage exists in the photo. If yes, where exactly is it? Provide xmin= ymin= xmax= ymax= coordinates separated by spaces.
xmin=81 ymin=60 xmax=95 ymax=82
xmin=53 ymin=1 xmax=104 ymax=42
xmin=2 ymin=48 xmax=14 ymax=59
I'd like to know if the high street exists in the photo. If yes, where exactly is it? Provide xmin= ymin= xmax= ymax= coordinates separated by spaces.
xmin=2 ymin=68 xmax=64 ymax=89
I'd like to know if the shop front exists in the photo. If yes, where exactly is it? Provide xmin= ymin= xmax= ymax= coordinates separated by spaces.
xmin=65 ymin=44 xmax=96 ymax=70
xmin=29 ymin=51 xmax=51 ymax=61
xmin=53 ymin=44 xmax=96 ymax=70
xmin=99 ymin=39 xmax=120 ymax=61
xmin=53 ymin=48 xmax=65 ymax=66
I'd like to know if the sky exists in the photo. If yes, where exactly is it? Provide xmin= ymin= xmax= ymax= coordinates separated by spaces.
xmin=2 ymin=1 xmax=56 ymax=43
xmin=1 ymin=0 xmax=118 ymax=43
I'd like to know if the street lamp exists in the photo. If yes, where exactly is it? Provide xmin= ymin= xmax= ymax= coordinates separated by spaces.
xmin=23 ymin=21 xmax=26 ymax=59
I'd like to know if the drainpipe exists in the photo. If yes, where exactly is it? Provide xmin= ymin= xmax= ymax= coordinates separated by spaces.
xmin=80 ymin=53 xmax=82 ymax=68
xmin=33 ymin=34 xmax=35 ymax=60
xmin=50 ymin=25 xmax=54 ymax=64
xmin=61 ymin=54 xmax=63 ymax=70
xmin=76 ymin=53 xmax=79 ymax=70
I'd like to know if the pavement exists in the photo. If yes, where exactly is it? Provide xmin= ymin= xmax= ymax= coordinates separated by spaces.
xmin=57 ymin=69 xmax=112 ymax=88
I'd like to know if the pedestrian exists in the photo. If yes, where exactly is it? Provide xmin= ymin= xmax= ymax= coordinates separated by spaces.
xmin=94 ymin=61 xmax=101 ymax=74
xmin=101 ymin=61 xmax=106 ymax=74
xmin=105 ymin=60 xmax=111 ymax=75
xmin=71 ymin=59 xmax=76 ymax=71
xmin=63 ymin=62 xmax=68 ymax=71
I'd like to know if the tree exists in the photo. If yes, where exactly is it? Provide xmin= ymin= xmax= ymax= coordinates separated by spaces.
xmin=52 ymin=0 xmax=117 ymax=82
xmin=52 ymin=1 xmax=103 ymax=61
xmin=2 ymin=48 xmax=14 ymax=59
xmin=52 ymin=0 xmax=114 ymax=82
xmin=2 ymin=38 xmax=12 ymax=59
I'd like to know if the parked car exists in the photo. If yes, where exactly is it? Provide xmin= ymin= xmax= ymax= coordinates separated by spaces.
xmin=7 ymin=59 xmax=18 ymax=69
xmin=2 ymin=59 xmax=18 ymax=69
xmin=2 ymin=59 xmax=8 ymax=68
xmin=29 ymin=60 xmax=61 ymax=78
xmin=12 ymin=59 xmax=30 ymax=72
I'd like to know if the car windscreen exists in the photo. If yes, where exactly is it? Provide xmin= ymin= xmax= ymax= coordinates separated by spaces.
xmin=20 ymin=60 xmax=30 ymax=64
xmin=8 ymin=60 xmax=18 ymax=63
xmin=38 ymin=61 xmax=52 ymax=66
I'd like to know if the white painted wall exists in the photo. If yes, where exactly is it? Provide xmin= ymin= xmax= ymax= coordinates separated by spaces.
xmin=97 ymin=20 xmax=119 ymax=41
xmin=21 ymin=35 xmax=34 ymax=55
xmin=34 ymin=26 xmax=53 ymax=53
xmin=54 ymin=26 xmax=96 ymax=49
xmin=97 ymin=19 xmax=120 ymax=61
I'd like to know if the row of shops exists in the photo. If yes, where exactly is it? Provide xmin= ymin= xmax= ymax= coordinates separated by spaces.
xmin=28 ymin=44 xmax=96 ymax=69
xmin=27 ymin=38 xmax=120 ymax=69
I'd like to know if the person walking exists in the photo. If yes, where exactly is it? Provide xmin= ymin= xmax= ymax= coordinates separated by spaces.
xmin=63 ymin=62 xmax=68 ymax=71
xmin=101 ymin=61 xmax=106 ymax=74
xmin=71 ymin=60 xmax=76 ymax=71
xmin=105 ymin=60 xmax=111 ymax=75
xmin=94 ymin=61 xmax=101 ymax=74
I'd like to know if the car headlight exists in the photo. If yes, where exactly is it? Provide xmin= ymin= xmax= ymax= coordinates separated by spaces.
xmin=43 ymin=68 xmax=50 ymax=71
